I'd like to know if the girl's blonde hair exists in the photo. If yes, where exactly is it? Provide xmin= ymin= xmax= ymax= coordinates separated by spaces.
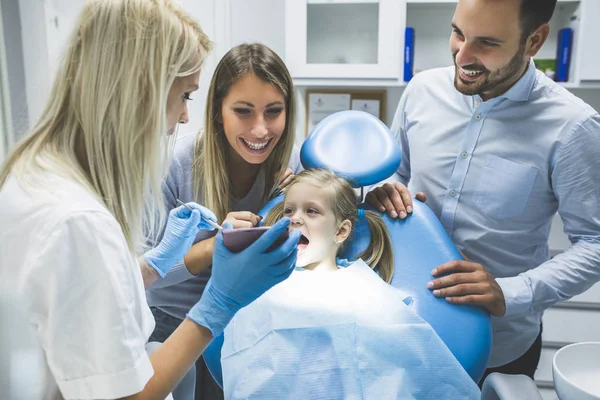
xmin=264 ymin=169 xmax=394 ymax=283
xmin=193 ymin=43 xmax=296 ymax=222
xmin=0 ymin=0 xmax=211 ymax=252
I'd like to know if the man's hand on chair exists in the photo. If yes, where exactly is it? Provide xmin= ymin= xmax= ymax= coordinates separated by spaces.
xmin=365 ymin=182 xmax=427 ymax=219
xmin=427 ymin=260 xmax=507 ymax=317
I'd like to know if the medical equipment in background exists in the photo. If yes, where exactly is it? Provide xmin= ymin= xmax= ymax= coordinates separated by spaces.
xmin=0 ymin=291 xmax=44 ymax=400
xmin=203 ymin=110 xmax=493 ymax=389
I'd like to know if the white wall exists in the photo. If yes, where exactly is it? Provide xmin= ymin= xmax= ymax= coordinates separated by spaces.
xmin=230 ymin=0 xmax=285 ymax=57
xmin=1 ymin=0 xmax=27 ymax=141
xmin=176 ymin=0 xmax=218 ymax=137
xmin=178 ymin=0 xmax=286 ymax=137
xmin=18 ymin=0 xmax=52 ymax=133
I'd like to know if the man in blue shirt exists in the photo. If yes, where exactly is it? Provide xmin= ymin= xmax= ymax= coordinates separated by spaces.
xmin=366 ymin=0 xmax=600 ymax=384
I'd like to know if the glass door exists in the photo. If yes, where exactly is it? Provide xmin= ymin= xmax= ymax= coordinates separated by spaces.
xmin=285 ymin=0 xmax=404 ymax=79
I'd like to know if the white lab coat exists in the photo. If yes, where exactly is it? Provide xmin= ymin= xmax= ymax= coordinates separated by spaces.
xmin=0 ymin=171 xmax=155 ymax=399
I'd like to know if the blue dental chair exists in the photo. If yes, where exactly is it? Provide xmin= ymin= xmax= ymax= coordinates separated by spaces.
xmin=203 ymin=110 xmax=492 ymax=391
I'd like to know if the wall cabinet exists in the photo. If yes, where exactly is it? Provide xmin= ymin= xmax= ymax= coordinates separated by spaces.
xmin=285 ymin=0 xmax=404 ymax=81
xmin=574 ymin=0 xmax=600 ymax=82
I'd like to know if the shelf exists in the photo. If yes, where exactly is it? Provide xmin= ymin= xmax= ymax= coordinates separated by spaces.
xmin=293 ymin=78 xmax=407 ymax=87
xmin=559 ymin=81 xmax=600 ymax=89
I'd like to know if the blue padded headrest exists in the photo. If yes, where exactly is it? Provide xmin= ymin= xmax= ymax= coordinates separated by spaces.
xmin=300 ymin=110 xmax=401 ymax=187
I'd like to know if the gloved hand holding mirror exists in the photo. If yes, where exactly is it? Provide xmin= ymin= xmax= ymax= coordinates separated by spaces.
xmin=222 ymin=226 xmax=289 ymax=253
xmin=187 ymin=217 xmax=300 ymax=336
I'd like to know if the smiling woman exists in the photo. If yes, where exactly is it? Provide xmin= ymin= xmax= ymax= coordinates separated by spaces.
xmin=221 ymin=73 xmax=287 ymax=164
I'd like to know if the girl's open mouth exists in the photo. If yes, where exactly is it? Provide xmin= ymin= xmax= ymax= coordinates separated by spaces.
xmin=297 ymin=234 xmax=309 ymax=253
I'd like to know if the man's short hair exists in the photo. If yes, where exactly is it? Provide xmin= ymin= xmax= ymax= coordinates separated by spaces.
xmin=520 ymin=0 xmax=558 ymax=40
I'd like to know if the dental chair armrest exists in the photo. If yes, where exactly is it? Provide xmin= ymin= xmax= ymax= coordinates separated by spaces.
xmin=481 ymin=373 xmax=543 ymax=400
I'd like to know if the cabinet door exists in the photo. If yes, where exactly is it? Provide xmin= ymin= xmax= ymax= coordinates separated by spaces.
xmin=285 ymin=0 xmax=404 ymax=79
xmin=576 ymin=0 xmax=600 ymax=82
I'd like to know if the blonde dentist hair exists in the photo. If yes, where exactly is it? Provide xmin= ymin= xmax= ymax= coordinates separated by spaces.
xmin=264 ymin=169 xmax=395 ymax=283
xmin=0 ymin=0 xmax=211 ymax=252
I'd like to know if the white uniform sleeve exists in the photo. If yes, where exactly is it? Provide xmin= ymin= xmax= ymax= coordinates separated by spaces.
xmin=27 ymin=211 xmax=154 ymax=399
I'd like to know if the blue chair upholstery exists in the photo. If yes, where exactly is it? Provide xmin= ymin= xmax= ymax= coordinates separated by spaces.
xmin=203 ymin=110 xmax=492 ymax=387
xmin=342 ymin=201 xmax=492 ymax=382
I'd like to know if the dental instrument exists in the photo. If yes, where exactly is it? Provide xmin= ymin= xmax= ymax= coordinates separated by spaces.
xmin=176 ymin=199 xmax=223 ymax=230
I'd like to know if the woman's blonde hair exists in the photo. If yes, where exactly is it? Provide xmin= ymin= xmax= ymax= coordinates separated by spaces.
xmin=0 ymin=0 xmax=211 ymax=252
xmin=193 ymin=43 xmax=296 ymax=222
xmin=264 ymin=169 xmax=394 ymax=283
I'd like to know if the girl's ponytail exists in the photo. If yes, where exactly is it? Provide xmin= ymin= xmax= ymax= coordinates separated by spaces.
xmin=356 ymin=210 xmax=394 ymax=283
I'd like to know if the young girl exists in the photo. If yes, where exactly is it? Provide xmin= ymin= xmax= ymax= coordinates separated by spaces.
xmin=219 ymin=169 xmax=480 ymax=399
xmin=145 ymin=42 xmax=301 ymax=398
xmin=264 ymin=168 xmax=393 ymax=282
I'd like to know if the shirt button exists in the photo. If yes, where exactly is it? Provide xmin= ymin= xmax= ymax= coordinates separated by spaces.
xmin=461 ymin=152 xmax=468 ymax=159
xmin=476 ymin=114 xmax=481 ymax=120
xmin=450 ymin=190 xmax=457 ymax=197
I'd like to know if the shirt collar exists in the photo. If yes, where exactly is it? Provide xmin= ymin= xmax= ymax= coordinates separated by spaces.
xmin=470 ymin=58 xmax=537 ymax=106
xmin=496 ymin=58 xmax=537 ymax=102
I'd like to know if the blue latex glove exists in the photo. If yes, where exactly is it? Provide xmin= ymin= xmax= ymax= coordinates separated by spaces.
xmin=187 ymin=217 xmax=300 ymax=336
xmin=144 ymin=202 xmax=218 ymax=278
xmin=336 ymin=257 xmax=351 ymax=267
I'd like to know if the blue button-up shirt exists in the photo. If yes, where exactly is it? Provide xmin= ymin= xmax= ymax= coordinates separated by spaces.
xmin=389 ymin=60 xmax=600 ymax=367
